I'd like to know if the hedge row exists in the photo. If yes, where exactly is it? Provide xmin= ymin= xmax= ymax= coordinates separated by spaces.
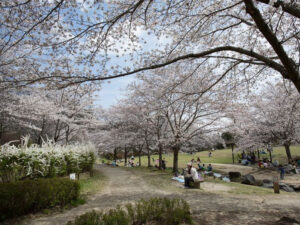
xmin=0 ymin=178 xmax=80 ymax=221
xmin=67 ymin=198 xmax=193 ymax=225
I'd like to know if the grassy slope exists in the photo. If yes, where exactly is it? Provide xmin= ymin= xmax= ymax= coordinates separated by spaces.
xmin=138 ymin=146 xmax=300 ymax=169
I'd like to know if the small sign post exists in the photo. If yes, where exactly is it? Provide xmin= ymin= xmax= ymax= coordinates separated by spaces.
xmin=70 ymin=173 xmax=76 ymax=180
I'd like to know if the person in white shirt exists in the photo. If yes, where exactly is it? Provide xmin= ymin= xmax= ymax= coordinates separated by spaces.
xmin=184 ymin=162 xmax=199 ymax=187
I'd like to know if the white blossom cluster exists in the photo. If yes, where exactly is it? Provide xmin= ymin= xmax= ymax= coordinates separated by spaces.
xmin=0 ymin=141 xmax=96 ymax=183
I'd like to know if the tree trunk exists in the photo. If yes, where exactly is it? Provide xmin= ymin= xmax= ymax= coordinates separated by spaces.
xmin=0 ymin=123 xmax=3 ymax=141
xmin=231 ymin=144 xmax=235 ymax=164
xmin=158 ymin=143 xmax=163 ymax=170
xmin=147 ymin=146 xmax=151 ymax=167
xmin=172 ymin=146 xmax=180 ymax=173
xmin=145 ymin=138 xmax=151 ymax=167
xmin=269 ymin=150 xmax=273 ymax=162
xmin=37 ymin=118 xmax=46 ymax=146
xmin=257 ymin=149 xmax=260 ymax=160
xmin=138 ymin=149 xmax=141 ymax=166
xmin=124 ymin=147 xmax=128 ymax=166
xmin=54 ymin=119 xmax=60 ymax=143
xmin=284 ymin=144 xmax=292 ymax=162
xmin=65 ymin=125 xmax=70 ymax=144
xmin=113 ymin=147 xmax=117 ymax=161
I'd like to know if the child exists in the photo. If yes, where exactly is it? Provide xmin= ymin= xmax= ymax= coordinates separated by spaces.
xmin=207 ymin=164 xmax=213 ymax=172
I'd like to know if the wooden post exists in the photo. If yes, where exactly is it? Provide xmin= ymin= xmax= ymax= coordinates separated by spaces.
xmin=273 ymin=176 xmax=280 ymax=194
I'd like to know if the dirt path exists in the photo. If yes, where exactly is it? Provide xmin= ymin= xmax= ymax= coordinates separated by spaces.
xmin=18 ymin=165 xmax=300 ymax=225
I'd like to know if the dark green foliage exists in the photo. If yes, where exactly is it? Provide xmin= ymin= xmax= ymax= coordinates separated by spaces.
xmin=214 ymin=142 xmax=224 ymax=149
xmin=67 ymin=211 xmax=102 ymax=225
xmin=221 ymin=132 xmax=235 ymax=147
xmin=0 ymin=178 xmax=80 ymax=221
xmin=67 ymin=198 xmax=193 ymax=225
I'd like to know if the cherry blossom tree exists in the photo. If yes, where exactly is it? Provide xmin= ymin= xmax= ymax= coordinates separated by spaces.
xmin=233 ymin=81 xmax=300 ymax=162
xmin=0 ymin=85 xmax=98 ymax=145
xmin=126 ymin=63 xmax=227 ymax=172
xmin=1 ymin=0 xmax=299 ymax=95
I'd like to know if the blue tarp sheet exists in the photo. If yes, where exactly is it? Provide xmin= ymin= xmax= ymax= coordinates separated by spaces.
xmin=172 ymin=177 xmax=185 ymax=183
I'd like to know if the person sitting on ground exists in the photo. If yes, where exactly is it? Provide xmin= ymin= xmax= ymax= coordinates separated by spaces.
xmin=207 ymin=164 xmax=213 ymax=172
xmin=290 ymin=163 xmax=298 ymax=174
xmin=197 ymin=163 xmax=202 ymax=171
xmin=247 ymin=155 xmax=254 ymax=164
xmin=286 ymin=163 xmax=294 ymax=174
xmin=241 ymin=159 xmax=248 ymax=166
xmin=191 ymin=158 xmax=195 ymax=163
xmin=258 ymin=160 xmax=263 ymax=168
xmin=128 ymin=159 xmax=133 ymax=167
xmin=199 ymin=164 xmax=206 ymax=171
xmin=184 ymin=162 xmax=199 ymax=188
xmin=272 ymin=160 xmax=279 ymax=167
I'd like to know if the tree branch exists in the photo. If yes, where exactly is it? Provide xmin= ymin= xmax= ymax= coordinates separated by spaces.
xmin=256 ymin=0 xmax=300 ymax=19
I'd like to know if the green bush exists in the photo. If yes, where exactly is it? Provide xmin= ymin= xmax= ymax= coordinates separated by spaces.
xmin=0 ymin=178 xmax=80 ymax=221
xmin=67 ymin=198 xmax=193 ymax=225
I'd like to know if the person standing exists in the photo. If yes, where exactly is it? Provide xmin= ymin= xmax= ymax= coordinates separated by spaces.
xmin=208 ymin=151 xmax=212 ymax=157
xmin=278 ymin=165 xmax=285 ymax=180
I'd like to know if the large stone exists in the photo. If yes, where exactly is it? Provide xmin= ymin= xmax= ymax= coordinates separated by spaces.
xmin=262 ymin=179 xmax=273 ymax=188
xmin=241 ymin=174 xmax=256 ymax=185
xmin=279 ymin=183 xmax=295 ymax=192
xmin=288 ymin=183 xmax=300 ymax=191
xmin=277 ymin=217 xmax=299 ymax=225
xmin=255 ymin=179 xmax=263 ymax=186
xmin=228 ymin=172 xmax=241 ymax=182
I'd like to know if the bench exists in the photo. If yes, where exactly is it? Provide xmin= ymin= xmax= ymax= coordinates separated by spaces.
xmin=191 ymin=179 xmax=204 ymax=189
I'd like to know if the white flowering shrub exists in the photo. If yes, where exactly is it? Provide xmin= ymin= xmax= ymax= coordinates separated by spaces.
xmin=0 ymin=139 xmax=96 ymax=183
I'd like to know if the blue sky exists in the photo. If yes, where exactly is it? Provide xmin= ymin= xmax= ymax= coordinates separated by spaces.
xmin=91 ymin=26 xmax=170 ymax=109
xmin=94 ymin=75 xmax=136 ymax=108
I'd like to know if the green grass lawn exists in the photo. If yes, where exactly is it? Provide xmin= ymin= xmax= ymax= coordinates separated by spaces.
xmin=138 ymin=145 xmax=300 ymax=169
xmin=128 ymin=166 xmax=276 ymax=195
